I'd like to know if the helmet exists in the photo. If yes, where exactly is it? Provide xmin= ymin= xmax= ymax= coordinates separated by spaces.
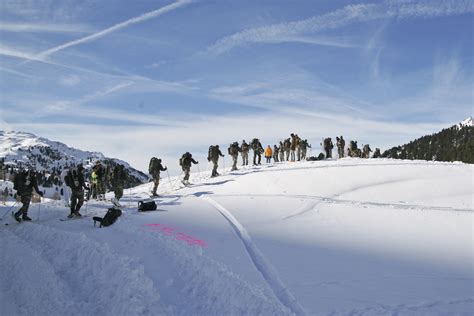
xmin=157 ymin=159 xmax=162 ymax=163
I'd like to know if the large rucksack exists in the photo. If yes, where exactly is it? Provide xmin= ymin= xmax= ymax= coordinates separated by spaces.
xmin=208 ymin=145 xmax=220 ymax=159
xmin=13 ymin=174 xmax=23 ymax=192
xmin=66 ymin=168 xmax=80 ymax=189
xmin=64 ymin=171 xmax=72 ymax=187
xmin=228 ymin=143 xmax=239 ymax=156
xmin=93 ymin=207 xmax=122 ymax=228
xmin=149 ymin=157 xmax=158 ymax=174
xmin=180 ymin=152 xmax=191 ymax=166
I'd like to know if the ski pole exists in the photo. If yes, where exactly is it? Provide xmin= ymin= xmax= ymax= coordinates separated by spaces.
xmin=37 ymin=196 xmax=41 ymax=222
xmin=166 ymin=170 xmax=173 ymax=191
xmin=222 ymin=156 xmax=225 ymax=174
xmin=197 ymin=164 xmax=202 ymax=183
xmin=149 ymin=180 xmax=154 ymax=194
xmin=0 ymin=201 xmax=17 ymax=220
xmin=85 ymin=199 xmax=88 ymax=216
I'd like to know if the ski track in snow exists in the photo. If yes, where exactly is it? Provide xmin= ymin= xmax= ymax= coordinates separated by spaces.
xmin=212 ymin=193 xmax=472 ymax=216
xmin=203 ymin=196 xmax=307 ymax=316
xmin=224 ymin=160 xmax=470 ymax=177
xmin=339 ymin=297 xmax=474 ymax=316
xmin=112 ymin=216 xmax=293 ymax=316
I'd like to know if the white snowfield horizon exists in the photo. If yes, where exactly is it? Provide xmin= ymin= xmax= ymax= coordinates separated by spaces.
xmin=0 ymin=158 xmax=473 ymax=315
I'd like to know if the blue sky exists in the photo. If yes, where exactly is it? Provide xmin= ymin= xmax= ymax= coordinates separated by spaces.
xmin=0 ymin=0 xmax=473 ymax=173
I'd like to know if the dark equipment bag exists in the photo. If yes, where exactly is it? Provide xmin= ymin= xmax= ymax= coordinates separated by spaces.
xmin=138 ymin=199 xmax=157 ymax=212
xmin=93 ymin=207 xmax=122 ymax=228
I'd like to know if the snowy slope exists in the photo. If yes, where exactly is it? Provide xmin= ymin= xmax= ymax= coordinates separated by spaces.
xmin=0 ymin=158 xmax=472 ymax=315
xmin=0 ymin=130 xmax=148 ymax=184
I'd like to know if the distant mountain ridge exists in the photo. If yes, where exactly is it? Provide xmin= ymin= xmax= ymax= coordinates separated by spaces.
xmin=0 ymin=130 xmax=148 ymax=188
xmin=382 ymin=117 xmax=474 ymax=163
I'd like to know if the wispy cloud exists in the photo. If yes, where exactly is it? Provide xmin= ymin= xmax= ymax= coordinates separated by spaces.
xmin=0 ymin=23 xmax=93 ymax=33
xmin=43 ymin=81 xmax=135 ymax=113
xmin=0 ymin=45 xmax=42 ymax=61
xmin=58 ymin=74 xmax=81 ymax=86
xmin=0 ymin=66 xmax=36 ymax=79
xmin=209 ymin=80 xmax=376 ymax=119
xmin=35 ymin=0 xmax=193 ymax=60
xmin=207 ymin=0 xmax=474 ymax=55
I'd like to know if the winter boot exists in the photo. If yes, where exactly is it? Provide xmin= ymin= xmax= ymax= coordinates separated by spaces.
xmin=74 ymin=211 xmax=82 ymax=217
xmin=14 ymin=211 xmax=22 ymax=223
xmin=67 ymin=213 xmax=75 ymax=218
xmin=22 ymin=214 xmax=32 ymax=221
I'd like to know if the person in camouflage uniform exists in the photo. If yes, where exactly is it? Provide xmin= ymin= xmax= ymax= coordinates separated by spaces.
xmin=148 ymin=157 xmax=167 ymax=196
xmin=362 ymin=144 xmax=372 ymax=158
xmin=323 ymin=137 xmax=334 ymax=159
xmin=279 ymin=141 xmax=285 ymax=162
xmin=13 ymin=169 xmax=43 ymax=222
xmin=348 ymin=140 xmax=361 ymax=157
xmin=65 ymin=164 xmax=87 ymax=218
xmin=112 ymin=164 xmax=128 ymax=201
xmin=299 ymin=139 xmax=311 ymax=161
xmin=290 ymin=133 xmax=297 ymax=161
xmin=241 ymin=140 xmax=249 ymax=166
xmin=180 ymin=152 xmax=198 ymax=185
xmin=250 ymin=138 xmax=264 ymax=165
xmin=93 ymin=161 xmax=106 ymax=200
xmin=273 ymin=145 xmax=280 ymax=162
xmin=228 ymin=142 xmax=241 ymax=171
xmin=208 ymin=145 xmax=224 ymax=177
xmin=283 ymin=138 xmax=291 ymax=161
xmin=295 ymin=134 xmax=302 ymax=161
xmin=336 ymin=136 xmax=346 ymax=158
xmin=373 ymin=148 xmax=381 ymax=158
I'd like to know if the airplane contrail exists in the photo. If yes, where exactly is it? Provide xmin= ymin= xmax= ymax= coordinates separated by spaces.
xmin=36 ymin=0 xmax=192 ymax=60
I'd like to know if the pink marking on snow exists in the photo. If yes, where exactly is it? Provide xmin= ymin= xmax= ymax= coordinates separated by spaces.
xmin=142 ymin=223 xmax=207 ymax=247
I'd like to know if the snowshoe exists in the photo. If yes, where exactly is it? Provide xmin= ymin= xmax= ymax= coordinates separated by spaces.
xmin=74 ymin=212 xmax=82 ymax=217
xmin=67 ymin=213 xmax=75 ymax=219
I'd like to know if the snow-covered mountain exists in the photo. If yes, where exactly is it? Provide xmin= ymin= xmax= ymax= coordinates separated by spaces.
xmin=0 ymin=158 xmax=472 ymax=315
xmin=382 ymin=117 xmax=474 ymax=163
xmin=459 ymin=116 xmax=473 ymax=127
xmin=0 ymin=130 xmax=148 ymax=186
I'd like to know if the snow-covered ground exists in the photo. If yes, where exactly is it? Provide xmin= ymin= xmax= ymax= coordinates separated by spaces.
xmin=0 ymin=158 xmax=472 ymax=315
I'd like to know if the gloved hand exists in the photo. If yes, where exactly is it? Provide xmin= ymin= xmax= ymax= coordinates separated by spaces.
xmin=38 ymin=192 xmax=44 ymax=197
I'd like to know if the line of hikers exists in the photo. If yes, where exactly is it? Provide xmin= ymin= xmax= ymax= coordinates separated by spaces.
xmin=10 ymin=134 xmax=379 ymax=221
xmin=149 ymin=134 xmax=378 ymax=195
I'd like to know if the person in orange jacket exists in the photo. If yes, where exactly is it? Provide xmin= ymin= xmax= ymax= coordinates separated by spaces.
xmin=264 ymin=145 xmax=273 ymax=164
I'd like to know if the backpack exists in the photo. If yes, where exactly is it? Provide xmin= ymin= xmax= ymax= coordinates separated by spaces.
xmin=229 ymin=143 xmax=238 ymax=155
xmin=138 ymin=199 xmax=157 ymax=212
xmin=208 ymin=145 xmax=219 ymax=159
xmin=66 ymin=168 xmax=79 ymax=188
xmin=149 ymin=157 xmax=158 ymax=174
xmin=350 ymin=141 xmax=357 ymax=150
xmin=180 ymin=152 xmax=191 ymax=166
xmin=93 ymin=207 xmax=122 ymax=228
xmin=13 ymin=174 xmax=22 ymax=191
